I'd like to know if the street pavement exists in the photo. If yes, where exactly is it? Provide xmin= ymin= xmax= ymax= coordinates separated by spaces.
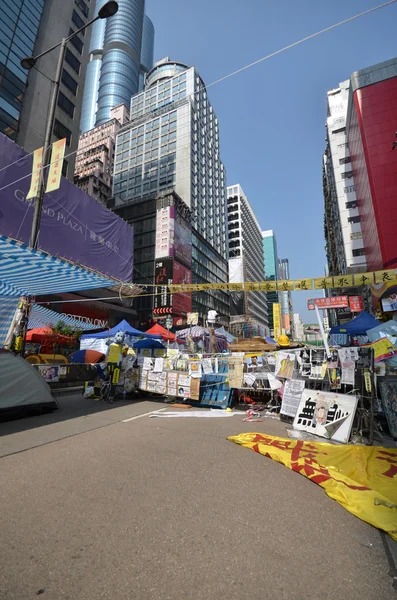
xmin=0 ymin=395 xmax=396 ymax=599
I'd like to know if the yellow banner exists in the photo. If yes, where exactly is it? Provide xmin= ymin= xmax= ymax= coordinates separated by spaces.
xmin=45 ymin=138 xmax=66 ymax=193
xmin=294 ymin=278 xmax=313 ymax=291
xmin=258 ymin=281 xmax=277 ymax=292
xmin=228 ymin=282 xmax=244 ymax=291
xmin=26 ymin=146 xmax=43 ymax=200
xmin=244 ymin=282 xmax=261 ymax=291
xmin=228 ymin=433 xmax=397 ymax=541
xmin=332 ymin=274 xmax=354 ymax=288
xmin=314 ymin=277 xmax=334 ymax=290
xmin=373 ymin=269 xmax=397 ymax=284
xmin=273 ymin=303 xmax=281 ymax=339
xmin=169 ymin=285 xmax=182 ymax=293
xmin=353 ymin=272 xmax=374 ymax=286
xmin=278 ymin=280 xmax=294 ymax=292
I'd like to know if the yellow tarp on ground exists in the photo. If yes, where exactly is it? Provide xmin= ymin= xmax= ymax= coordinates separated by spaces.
xmin=228 ymin=433 xmax=397 ymax=541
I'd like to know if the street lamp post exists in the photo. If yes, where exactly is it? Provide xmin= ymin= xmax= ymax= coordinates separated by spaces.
xmin=20 ymin=1 xmax=118 ymax=249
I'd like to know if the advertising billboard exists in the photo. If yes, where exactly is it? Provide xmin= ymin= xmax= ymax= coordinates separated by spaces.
xmin=0 ymin=134 xmax=133 ymax=281
xmin=172 ymin=261 xmax=192 ymax=315
xmin=307 ymin=296 xmax=349 ymax=310
xmin=273 ymin=303 xmax=281 ymax=338
xmin=155 ymin=206 xmax=174 ymax=259
xmin=154 ymin=258 xmax=173 ymax=315
xmin=174 ymin=210 xmax=192 ymax=267
xmin=349 ymin=296 xmax=364 ymax=312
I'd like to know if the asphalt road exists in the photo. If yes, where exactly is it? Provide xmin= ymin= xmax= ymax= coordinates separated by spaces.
xmin=0 ymin=396 xmax=395 ymax=599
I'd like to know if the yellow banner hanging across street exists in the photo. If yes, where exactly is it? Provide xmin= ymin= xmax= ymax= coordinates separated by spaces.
xmin=228 ymin=433 xmax=397 ymax=541
xmin=166 ymin=270 xmax=397 ymax=293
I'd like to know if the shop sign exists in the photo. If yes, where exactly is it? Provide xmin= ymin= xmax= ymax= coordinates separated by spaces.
xmin=349 ymin=296 xmax=364 ymax=312
xmin=307 ymin=296 xmax=348 ymax=310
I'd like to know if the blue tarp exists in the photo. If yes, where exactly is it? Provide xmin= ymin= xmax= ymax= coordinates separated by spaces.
xmin=80 ymin=320 xmax=161 ymax=340
xmin=329 ymin=311 xmax=380 ymax=335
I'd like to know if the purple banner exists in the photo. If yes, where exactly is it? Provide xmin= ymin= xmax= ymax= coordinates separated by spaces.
xmin=0 ymin=134 xmax=133 ymax=281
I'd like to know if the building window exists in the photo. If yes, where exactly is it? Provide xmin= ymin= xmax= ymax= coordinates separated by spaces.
xmin=341 ymin=171 xmax=353 ymax=180
xmin=61 ymin=69 xmax=78 ymax=95
xmin=333 ymin=127 xmax=346 ymax=135
xmin=53 ymin=119 xmax=72 ymax=146
xmin=344 ymin=185 xmax=355 ymax=193
xmin=72 ymin=9 xmax=85 ymax=32
xmin=75 ymin=0 xmax=89 ymax=18
xmin=68 ymin=29 xmax=83 ymax=54
xmin=62 ymin=160 xmax=68 ymax=178
xmin=65 ymin=48 xmax=81 ymax=74
xmin=339 ymin=157 xmax=351 ymax=165
xmin=352 ymin=248 xmax=366 ymax=257
xmin=345 ymin=200 xmax=358 ymax=209
xmin=57 ymin=91 xmax=75 ymax=118
xmin=348 ymin=215 xmax=361 ymax=224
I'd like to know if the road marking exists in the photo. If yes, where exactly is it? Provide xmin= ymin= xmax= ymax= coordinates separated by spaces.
xmin=122 ymin=408 xmax=168 ymax=423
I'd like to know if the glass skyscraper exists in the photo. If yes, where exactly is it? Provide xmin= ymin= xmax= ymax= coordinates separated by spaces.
xmin=112 ymin=59 xmax=229 ymax=324
xmin=0 ymin=0 xmax=45 ymax=140
xmin=80 ymin=0 xmax=154 ymax=132
xmin=262 ymin=230 xmax=279 ymax=336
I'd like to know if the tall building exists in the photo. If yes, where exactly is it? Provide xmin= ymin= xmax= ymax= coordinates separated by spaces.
xmin=278 ymin=258 xmax=294 ymax=336
xmin=110 ymin=59 xmax=229 ymax=326
xmin=347 ymin=57 xmax=397 ymax=272
xmin=5 ymin=0 xmax=96 ymax=179
xmin=293 ymin=313 xmax=304 ymax=341
xmin=74 ymin=104 xmax=130 ymax=205
xmin=227 ymin=184 xmax=268 ymax=335
xmin=262 ymin=230 xmax=279 ymax=336
xmin=80 ymin=0 xmax=154 ymax=132
xmin=323 ymin=80 xmax=367 ymax=276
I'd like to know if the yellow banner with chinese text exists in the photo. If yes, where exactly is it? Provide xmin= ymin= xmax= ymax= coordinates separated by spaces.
xmin=294 ymin=278 xmax=313 ymax=291
xmin=45 ymin=138 xmax=66 ymax=193
xmin=26 ymin=146 xmax=43 ymax=200
xmin=228 ymin=433 xmax=397 ymax=541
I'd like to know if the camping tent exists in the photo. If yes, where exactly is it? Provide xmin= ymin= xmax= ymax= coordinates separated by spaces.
xmin=80 ymin=320 xmax=162 ymax=353
xmin=0 ymin=351 xmax=57 ymax=418
xmin=329 ymin=311 xmax=380 ymax=336
xmin=145 ymin=323 xmax=176 ymax=342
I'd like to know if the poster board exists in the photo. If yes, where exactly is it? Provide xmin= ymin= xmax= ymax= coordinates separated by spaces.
xmin=280 ymin=379 xmax=305 ymax=417
xmin=293 ymin=389 xmax=358 ymax=443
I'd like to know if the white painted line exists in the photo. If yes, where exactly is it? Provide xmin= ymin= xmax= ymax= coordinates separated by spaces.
xmin=122 ymin=407 xmax=168 ymax=423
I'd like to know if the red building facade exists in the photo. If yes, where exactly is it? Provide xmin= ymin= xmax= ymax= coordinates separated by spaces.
xmin=347 ymin=58 xmax=397 ymax=270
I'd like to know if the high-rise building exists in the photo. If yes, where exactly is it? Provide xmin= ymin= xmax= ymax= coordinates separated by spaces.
xmin=323 ymin=81 xmax=367 ymax=276
xmin=293 ymin=313 xmax=304 ymax=341
xmin=3 ymin=0 xmax=96 ymax=179
xmin=278 ymin=258 xmax=294 ymax=336
xmin=80 ymin=0 xmax=154 ymax=132
xmin=110 ymin=59 xmax=229 ymax=326
xmin=262 ymin=230 xmax=279 ymax=336
xmin=74 ymin=104 xmax=130 ymax=205
xmin=227 ymin=184 xmax=268 ymax=335
xmin=347 ymin=57 xmax=397 ymax=272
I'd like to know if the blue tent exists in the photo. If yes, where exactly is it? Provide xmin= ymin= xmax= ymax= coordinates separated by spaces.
xmin=80 ymin=320 xmax=162 ymax=340
xmin=329 ymin=311 xmax=380 ymax=336
xmin=133 ymin=339 xmax=166 ymax=349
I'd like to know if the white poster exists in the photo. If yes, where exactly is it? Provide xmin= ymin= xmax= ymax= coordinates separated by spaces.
xmin=202 ymin=358 xmax=213 ymax=374
xmin=293 ymin=389 xmax=358 ymax=443
xmin=153 ymin=357 xmax=164 ymax=372
xmin=178 ymin=374 xmax=191 ymax=388
xmin=280 ymin=379 xmax=306 ymax=417
xmin=142 ymin=357 xmax=153 ymax=371
xmin=338 ymin=348 xmax=357 ymax=386
xmin=267 ymin=373 xmax=283 ymax=391
xmin=167 ymin=373 xmax=178 ymax=396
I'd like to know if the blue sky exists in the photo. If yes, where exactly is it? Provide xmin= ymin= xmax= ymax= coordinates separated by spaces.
xmin=147 ymin=0 xmax=397 ymax=321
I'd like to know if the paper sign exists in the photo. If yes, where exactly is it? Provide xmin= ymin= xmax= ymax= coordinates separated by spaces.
xmin=190 ymin=378 xmax=200 ymax=401
xmin=153 ymin=358 xmax=164 ymax=372
xmin=267 ymin=373 xmax=283 ymax=390
xmin=202 ymin=358 xmax=213 ymax=374
xmin=280 ymin=379 xmax=305 ymax=417
xmin=167 ymin=372 xmax=178 ymax=395
xmin=275 ymin=352 xmax=295 ymax=379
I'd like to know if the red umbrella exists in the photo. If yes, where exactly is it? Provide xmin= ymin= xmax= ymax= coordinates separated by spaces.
xmin=25 ymin=327 xmax=53 ymax=342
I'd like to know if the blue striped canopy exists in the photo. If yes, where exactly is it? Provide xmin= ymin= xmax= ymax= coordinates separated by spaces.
xmin=0 ymin=235 xmax=116 ymax=346
xmin=28 ymin=304 xmax=99 ymax=331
